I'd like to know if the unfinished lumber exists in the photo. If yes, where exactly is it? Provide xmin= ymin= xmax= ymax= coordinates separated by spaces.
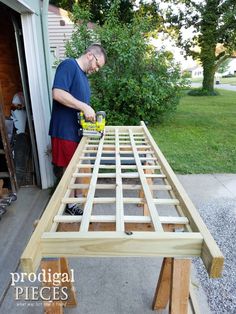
xmin=129 ymin=129 xmax=163 ymax=231
xmin=41 ymin=258 xmax=63 ymax=314
xmin=115 ymin=128 xmax=125 ymax=231
xmin=152 ymin=257 xmax=172 ymax=310
xmin=21 ymin=137 xmax=88 ymax=273
xmin=140 ymin=122 xmax=224 ymax=277
xmin=169 ymin=259 xmax=191 ymax=314
xmin=59 ymin=258 xmax=77 ymax=307
xmin=79 ymin=135 xmax=105 ymax=232
xmin=152 ymin=258 xmax=192 ymax=314
xmin=40 ymin=231 xmax=202 ymax=257
xmin=21 ymin=122 xmax=224 ymax=281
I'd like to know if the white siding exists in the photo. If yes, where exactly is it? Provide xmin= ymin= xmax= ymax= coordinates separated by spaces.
xmin=192 ymin=67 xmax=203 ymax=78
xmin=48 ymin=10 xmax=74 ymax=62
xmin=227 ymin=58 xmax=236 ymax=75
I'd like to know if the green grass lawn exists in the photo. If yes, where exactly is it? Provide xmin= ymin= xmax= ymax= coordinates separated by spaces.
xmin=191 ymin=77 xmax=203 ymax=83
xmin=150 ymin=90 xmax=236 ymax=173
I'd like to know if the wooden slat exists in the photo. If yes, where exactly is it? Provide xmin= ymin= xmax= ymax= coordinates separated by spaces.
xmin=73 ymin=173 xmax=165 ymax=179
xmin=129 ymin=129 xmax=163 ymax=231
xmin=140 ymin=157 xmax=157 ymax=161
xmin=76 ymin=164 xmax=160 ymax=170
xmin=105 ymin=126 xmax=143 ymax=131
xmin=54 ymin=215 xmax=189 ymax=225
xmin=62 ymin=197 xmax=179 ymax=205
xmin=140 ymin=122 xmax=224 ymax=277
xmin=79 ymin=136 xmax=105 ymax=232
xmin=60 ymin=257 xmax=77 ymax=307
xmin=152 ymin=258 xmax=172 ymax=310
xmin=115 ymin=129 xmax=125 ymax=231
xmin=41 ymin=232 xmax=203 ymax=257
xmin=169 ymin=259 xmax=191 ymax=314
xmin=20 ymin=122 xmax=224 ymax=280
xmin=69 ymin=183 xmax=172 ymax=191
xmin=142 ymin=165 xmax=161 ymax=169
xmin=50 ymin=178 xmax=77 ymax=232
xmin=20 ymin=137 xmax=88 ymax=273
xmin=41 ymin=258 xmax=63 ymax=313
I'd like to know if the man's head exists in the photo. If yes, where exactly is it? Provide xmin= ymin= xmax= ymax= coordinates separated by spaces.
xmin=83 ymin=44 xmax=107 ymax=74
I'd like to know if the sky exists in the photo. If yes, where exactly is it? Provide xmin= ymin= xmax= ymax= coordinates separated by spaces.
xmin=150 ymin=36 xmax=197 ymax=70
xmin=137 ymin=0 xmax=198 ymax=69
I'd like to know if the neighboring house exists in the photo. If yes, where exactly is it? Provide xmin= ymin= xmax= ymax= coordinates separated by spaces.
xmin=221 ymin=57 xmax=236 ymax=76
xmin=0 ymin=0 xmax=54 ymax=189
xmin=185 ymin=65 xmax=203 ymax=78
xmin=48 ymin=4 xmax=74 ymax=67
xmin=47 ymin=4 xmax=95 ymax=70
xmin=185 ymin=58 xmax=236 ymax=78
xmin=192 ymin=66 xmax=203 ymax=78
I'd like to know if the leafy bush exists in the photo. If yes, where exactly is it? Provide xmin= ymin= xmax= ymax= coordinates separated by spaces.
xmin=182 ymin=70 xmax=192 ymax=79
xmin=65 ymin=1 xmax=186 ymax=125
xmin=222 ymin=74 xmax=236 ymax=78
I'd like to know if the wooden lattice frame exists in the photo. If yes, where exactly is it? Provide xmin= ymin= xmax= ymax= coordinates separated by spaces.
xmin=21 ymin=122 xmax=223 ymax=278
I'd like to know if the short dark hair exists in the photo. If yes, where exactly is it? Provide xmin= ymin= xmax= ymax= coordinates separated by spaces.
xmin=85 ymin=44 xmax=107 ymax=64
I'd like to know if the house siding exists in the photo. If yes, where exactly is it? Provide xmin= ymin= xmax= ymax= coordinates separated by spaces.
xmin=48 ymin=5 xmax=74 ymax=62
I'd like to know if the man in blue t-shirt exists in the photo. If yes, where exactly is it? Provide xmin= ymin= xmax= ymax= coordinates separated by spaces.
xmin=49 ymin=44 xmax=107 ymax=215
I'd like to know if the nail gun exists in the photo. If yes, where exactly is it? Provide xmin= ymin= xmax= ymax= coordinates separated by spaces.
xmin=79 ymin=111 xmax=106 ymax=138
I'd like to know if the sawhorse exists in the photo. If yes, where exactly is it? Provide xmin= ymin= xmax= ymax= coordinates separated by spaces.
xmin=41 ymin=257 xmax=77 ymax=314
xmin=40 ymin=256 xmax=195 ymax=314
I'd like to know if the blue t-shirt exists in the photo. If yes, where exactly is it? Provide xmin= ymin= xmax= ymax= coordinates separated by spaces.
xmin=49 ymin=58 xmax=91 ymax=142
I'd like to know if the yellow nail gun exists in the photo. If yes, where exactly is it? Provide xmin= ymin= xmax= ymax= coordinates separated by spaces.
xmin=79 ymin=111 xmax=106 ymax=138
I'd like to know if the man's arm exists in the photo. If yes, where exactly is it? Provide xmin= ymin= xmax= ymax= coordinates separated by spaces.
xmin=52 ymin=88 xmax=95 ymax=121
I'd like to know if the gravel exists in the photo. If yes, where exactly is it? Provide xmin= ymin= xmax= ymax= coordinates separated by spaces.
xmin=193 ymin=198 xmax=236 ymax=314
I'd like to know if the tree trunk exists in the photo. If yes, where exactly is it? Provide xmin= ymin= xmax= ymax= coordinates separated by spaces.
xmin=202 ymin=61 xmax=215 ymax=92
xmin=200 ymin=0 xmax=218 ymax=93
xmin=201 ymin=38 xmax=217 ymax=92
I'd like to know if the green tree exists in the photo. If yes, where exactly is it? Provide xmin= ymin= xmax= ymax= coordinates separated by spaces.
xmin=217 ymin=58 xmax=231 ymax=74
xmin=77 ymin=0 xmax=135 ymax=25
xmin=137 ymin=0 xmax=164 ymax=33
xmin=164 ymin=0 xmax=236 ymax=94
xmin=49 ymin=0 xmax=135 ymax=24
xmin=49 ymin=0 xmax=76 ymax=12
xmin=65 ymin=1 xmax=185 ymax=125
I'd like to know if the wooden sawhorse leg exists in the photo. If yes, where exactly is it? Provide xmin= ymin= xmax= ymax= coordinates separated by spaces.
xmin=41 ymin=257 xmax=77 ymax=314
xmin=152 ymin=258 xmax=191 ymax=314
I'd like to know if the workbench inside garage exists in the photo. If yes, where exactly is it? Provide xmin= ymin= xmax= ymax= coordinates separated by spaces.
xmin=21 ymin=122 xmax=223 ymax=313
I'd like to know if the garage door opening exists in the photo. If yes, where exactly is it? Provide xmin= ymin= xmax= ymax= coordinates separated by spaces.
xmin=0 ymin=2 xmax=40 ymax=190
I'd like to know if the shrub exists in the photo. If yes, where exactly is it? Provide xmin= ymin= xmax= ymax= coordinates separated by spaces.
xmin=222 ymin=74 xmax=236 ymax=78
xmin=188 ymin=88 xmax=219 ymax=96
xmin=65 ymin=1 xmax=186 ymax=125
xmin=182 ymin=70 xmax=192 ymax=79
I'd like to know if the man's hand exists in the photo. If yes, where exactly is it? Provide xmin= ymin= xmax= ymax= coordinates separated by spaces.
xmin=83 ymin=104 xmax=96 ymax=122
xmin=53 ymin=89 xmax=96 ymax=121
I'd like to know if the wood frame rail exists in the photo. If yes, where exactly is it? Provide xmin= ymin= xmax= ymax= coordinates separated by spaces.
xmin=21 ymin=122 xmax=224 ymax=278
